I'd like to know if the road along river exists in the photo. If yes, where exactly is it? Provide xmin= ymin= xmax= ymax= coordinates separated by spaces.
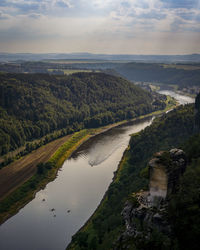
xmin=0 ymin=92 xmax=194 ymax=250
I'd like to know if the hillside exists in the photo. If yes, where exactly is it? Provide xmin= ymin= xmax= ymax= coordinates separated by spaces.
xmin=115 ymin=62 xmax=200 ymax=89
xmin=1 ymin=61 xmax=200 ymax=94
xmin=0 ymin=72 xmax=165 ymax=157
xmin=116 ymin=100 xmax=200 ymax=250
xmin=68 ymin=103 xmax=195 ymax=250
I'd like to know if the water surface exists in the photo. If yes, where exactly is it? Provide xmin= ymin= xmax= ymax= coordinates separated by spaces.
xmin=158 ymin=90 xmax=194 ymax=105
xmin=0 ymin=117 xmax=154 ymax=250
xmin=0 ymin=90 xmax=194 ymax=250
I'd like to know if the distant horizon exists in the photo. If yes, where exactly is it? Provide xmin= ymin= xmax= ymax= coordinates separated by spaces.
xmin=1 ymin=52 xmax=200 ymax=56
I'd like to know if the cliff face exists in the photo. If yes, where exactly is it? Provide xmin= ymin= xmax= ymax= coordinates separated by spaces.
xmin=115 ymin=149 xmax=186 ymax=249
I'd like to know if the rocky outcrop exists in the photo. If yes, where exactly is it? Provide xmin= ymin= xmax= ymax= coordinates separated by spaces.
xmin=115 ymin=149 xmax=186 ymax=249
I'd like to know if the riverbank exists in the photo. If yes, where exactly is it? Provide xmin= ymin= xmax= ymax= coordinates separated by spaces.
xmin=0 ymin=96 xmax=176 ymax=225
xmin=0 ymin=123 xmax=131 ymax=225
xmin=67 ymin=146 xmax=130 ymax=250
xmin=0 ymin=127 xmax=117 ymax=225
xmin=67 ymin=97 xmax=178 ymax=249
xmin=67 ymin=102 xmax=194 ymax=250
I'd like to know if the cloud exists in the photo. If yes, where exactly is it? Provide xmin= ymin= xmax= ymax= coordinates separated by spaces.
xmin=0 ymin=0 xmax=199 ymax=54
xmin=56 ymin=0 xmax=73 ymax=8
xmin=137 ymin=10 xmax=167 ymax=20
xmin=0 ymin=10 xmax=10 ymax=19
xmin=160 ymin=0 xmax=200 ymax=9
xmin=0 ymin=0 xmax=73 ymax=17
xmin=28 ymin=13 xmax=43 ymax=19
xmin=175 ymin=9 xmax=200 ymax=22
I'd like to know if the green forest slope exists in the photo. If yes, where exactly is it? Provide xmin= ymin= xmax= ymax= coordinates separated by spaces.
xmin=115 ymin=63 xmax=200 ymax=88
xmin=0 ymin=72 xmax=164 ymax=156
xmin=68 ymin=103 xmax=195 ymax=250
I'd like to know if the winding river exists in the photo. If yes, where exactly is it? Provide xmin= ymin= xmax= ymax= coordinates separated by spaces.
xmin=0 ymin=91 xmax=194 ymax=250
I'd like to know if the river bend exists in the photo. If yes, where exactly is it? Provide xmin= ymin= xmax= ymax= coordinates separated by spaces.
xmin=0 ymin=91 xmax=194 ymax=250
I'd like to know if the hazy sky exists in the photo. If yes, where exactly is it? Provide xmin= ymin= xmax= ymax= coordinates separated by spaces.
xmin=0 ymin=0 xmax=200 ymax=54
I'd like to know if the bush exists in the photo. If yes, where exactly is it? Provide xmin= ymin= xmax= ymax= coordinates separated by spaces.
xmin=37 ymin=163 xmax=45 ymax=175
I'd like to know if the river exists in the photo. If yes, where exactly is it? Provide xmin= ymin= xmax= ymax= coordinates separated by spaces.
xmin=158 ymin=90 xmax=194 ymax=105
xmin=0 ymin=91 xmax=194 ymax=250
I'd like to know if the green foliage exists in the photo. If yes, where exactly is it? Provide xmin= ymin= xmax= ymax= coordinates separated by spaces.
xmin=69 ymin=104 xmax=195 ymax=250
xmin=116 ymin=62 xmax=200 ymax=88
xmin=88 ymin=236 xmax=98 ymax=250
xmin=139 ymin=166 xmax=149 ymax=179
xmin=195 ymin=92 xmax=200 ymax=129
xmin=37 ymin=163 xmax=45 ymax=175
xmin=36 ymin=162 xmax=53 ymax=175
xmin=0 ymin=129 xmax=90 ymax=223
xmin=128 ymin=195 xmax=140 ymax=208
xmin=0 ymin=72 xmax=160 ymax=156
xmin=49 ymin=130 xmax=88 ymax=167
xmin=75 ymin=232 xmax=89 ymax=249
xmin=0 ymin=172 xmax=45 ymax=214
xmin=157 ymin=151 xmax=171 ymax=166
xmin=136 ymin=229 xmax=171 ymax=250
xmin=168 ymin=133 xmax=200 ymax=250
xmin=129 ymin=104 xmax=194 ymax=168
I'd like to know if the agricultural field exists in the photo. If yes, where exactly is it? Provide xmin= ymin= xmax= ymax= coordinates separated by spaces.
xmin=47 ymin=69 xmax=98 ymax=75
xmin=162 ymin=64 xmax=200 ymax=70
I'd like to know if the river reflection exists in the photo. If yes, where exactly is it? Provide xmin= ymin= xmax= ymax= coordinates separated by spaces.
xmin=0 ymin=90 xmax=195 ymax=250
xmin=0 ymin=117 xmax=154 ymax=250
xmin=71 ymin=120 xmax=150 ymax=167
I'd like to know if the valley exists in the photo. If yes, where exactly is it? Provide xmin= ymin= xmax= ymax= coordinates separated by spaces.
xmin=0 ymin=87 xmax=193 ymax=250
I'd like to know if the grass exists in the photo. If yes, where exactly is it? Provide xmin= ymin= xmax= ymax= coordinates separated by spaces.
xmin=0 ymin=124 xmax=131 ymax=225
xmin=0 ymin=129 xmax=92 ymax=224
xmin=49 ymin=129 xmax=89 ymax=167
xmin=0 ymin=96 xmax=176 ymax=226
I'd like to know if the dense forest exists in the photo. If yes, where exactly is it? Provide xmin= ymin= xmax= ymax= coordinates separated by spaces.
xmin=167 ymin=93 xmax=200 ymax=250
xmin=115 ymin=63 xmax=200 ymax=88
xmin=68 ymin=102 xmax=196 ymax=250
xmin=0 ymin=72 xmax=165 ymax=156
xmin=0 ymin=60 xmax=200 ymax=89
xmin=1 ymin=61 xmax=200 ymax=91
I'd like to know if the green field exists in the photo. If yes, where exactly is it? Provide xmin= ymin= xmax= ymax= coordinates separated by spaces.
xmin=162 ymin=64 xmax=200 ymax=70
xmin=47 ymin=69 xmax=100 ymax=75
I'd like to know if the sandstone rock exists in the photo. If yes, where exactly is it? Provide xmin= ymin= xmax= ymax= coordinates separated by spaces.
xmin=115 ymin=149 xmax=187 ymax=249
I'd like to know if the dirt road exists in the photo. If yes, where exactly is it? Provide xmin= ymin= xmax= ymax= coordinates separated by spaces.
xmin=0 ymin=135 xmax=71 ymax=201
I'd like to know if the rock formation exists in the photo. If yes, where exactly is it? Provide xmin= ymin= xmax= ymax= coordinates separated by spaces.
xmin=115 ymin=149 xmax=186 ymax=249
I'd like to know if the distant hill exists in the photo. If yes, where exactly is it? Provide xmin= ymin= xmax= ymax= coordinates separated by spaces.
xmin=115 ymin=62 xmax=200 ymax=88
xmin=0 ymin=52 xmax=200 ymax=63
xmin=0 ymin=72 xmax=164 ymax=156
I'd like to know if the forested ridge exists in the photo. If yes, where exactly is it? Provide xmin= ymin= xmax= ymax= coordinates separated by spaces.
xmin=0 ymin=72 xmax=163 ymax=156
xmin=68 ymin=103 xmax=195 ymax=250
xmin=116 ymin=63 xmax=200 ymax=88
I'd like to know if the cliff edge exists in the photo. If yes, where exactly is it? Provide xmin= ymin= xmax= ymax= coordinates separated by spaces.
xmin=115 ymin=149 xmax=186 ymax=249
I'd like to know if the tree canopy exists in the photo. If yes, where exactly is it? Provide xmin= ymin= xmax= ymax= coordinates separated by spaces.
xmin=0 ymin=72 xmax=163 ymax=156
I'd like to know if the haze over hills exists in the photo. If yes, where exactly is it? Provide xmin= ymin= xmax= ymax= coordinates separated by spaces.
xmin=1 ymin=53 xmax=200 ymax=63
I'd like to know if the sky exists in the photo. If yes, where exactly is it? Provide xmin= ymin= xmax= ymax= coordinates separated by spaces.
xmin=0 ymin=0 xmax=200 ymax=54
